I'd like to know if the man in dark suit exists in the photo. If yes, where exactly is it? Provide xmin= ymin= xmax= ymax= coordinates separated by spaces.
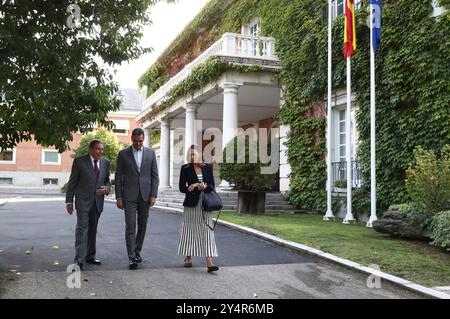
xmin=115 ymin=128 xmax=159 ymax=269
xmin=66 ymin=139 xmax=111 ymax=270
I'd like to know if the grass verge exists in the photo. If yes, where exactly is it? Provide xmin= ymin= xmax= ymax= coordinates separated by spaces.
xmin=214 ymin=211 xmax=450 ymax=287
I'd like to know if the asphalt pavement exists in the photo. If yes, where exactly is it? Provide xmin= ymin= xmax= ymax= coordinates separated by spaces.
xmin=0 ymin=197 xmax=424 ymax=299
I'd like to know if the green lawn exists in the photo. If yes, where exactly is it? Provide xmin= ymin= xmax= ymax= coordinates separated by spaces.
xmin=214 ymin=211 xmax=450 ymax=287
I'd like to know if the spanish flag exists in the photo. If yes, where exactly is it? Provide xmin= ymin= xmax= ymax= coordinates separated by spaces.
xmin=344 ymin=0 xmax=356 ymax=59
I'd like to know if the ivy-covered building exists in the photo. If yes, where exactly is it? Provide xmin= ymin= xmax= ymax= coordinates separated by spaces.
xmin=137 ymin=0 xmax=450 ymax=218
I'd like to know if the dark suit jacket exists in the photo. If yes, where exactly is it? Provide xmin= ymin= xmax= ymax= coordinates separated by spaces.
xmin=65 ymin=154 xmax=111 ymax=213
xmin=115 ymin=146 xmax=159 ymax=202
xmin=179 ymin=163 xmax=215 ymax=207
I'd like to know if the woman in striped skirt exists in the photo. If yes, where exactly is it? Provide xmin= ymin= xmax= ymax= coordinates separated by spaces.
xmin=178 ymin=145 xmax=219 ymax=273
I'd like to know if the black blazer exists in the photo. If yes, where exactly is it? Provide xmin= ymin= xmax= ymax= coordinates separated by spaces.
xmin=179 ymin=163 xmax=215 ymax=207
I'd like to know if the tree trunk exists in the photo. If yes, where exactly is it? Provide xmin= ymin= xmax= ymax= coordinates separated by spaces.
xmin=237 ymin=191 xmax=266 ymax=215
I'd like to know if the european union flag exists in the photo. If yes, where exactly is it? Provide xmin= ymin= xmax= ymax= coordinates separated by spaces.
xmin=370 ymin=0 xmax=382 ymax=51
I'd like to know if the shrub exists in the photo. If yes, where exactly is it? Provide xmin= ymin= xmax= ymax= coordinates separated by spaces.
xmin=334 ymin=180 xmax=347 ymax=188
xmin=430 ymin=211 xmax=450 ymax=251
xmin=73 ymin=128 xmax=123 ymax=173
xmin=219 ymin=135 xmax=277 ymax=191
xmin=406 ymin=145 xmax=450 ymax=213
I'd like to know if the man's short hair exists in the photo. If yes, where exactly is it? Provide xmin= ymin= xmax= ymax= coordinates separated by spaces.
xmin=88 ymin=139 xmax=103 ymax=149
xmin=131 ymin=128 xmax=145 ymax=137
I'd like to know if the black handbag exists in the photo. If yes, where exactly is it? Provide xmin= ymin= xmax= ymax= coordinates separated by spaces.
xmin=202 ymin=190 xmax=223 ymax=211
xmin=202 ymin=190 xmax=223 ymax=231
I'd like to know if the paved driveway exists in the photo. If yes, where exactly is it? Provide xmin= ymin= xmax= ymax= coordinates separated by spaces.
xmin=0 ymin=197 xmax=424 ymax=299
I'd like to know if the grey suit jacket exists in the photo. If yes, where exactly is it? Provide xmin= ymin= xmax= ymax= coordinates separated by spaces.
xmin=66 ymin=154 xmax=111 ymax=213
xmin=115 ymin=146 xmax=159 ymax=202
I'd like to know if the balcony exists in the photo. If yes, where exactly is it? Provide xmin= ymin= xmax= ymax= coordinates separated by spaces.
xmin=332 ymin=161 xmax=362 ymax=190
xmin=139 ymin=32 xmax=280 ymax=117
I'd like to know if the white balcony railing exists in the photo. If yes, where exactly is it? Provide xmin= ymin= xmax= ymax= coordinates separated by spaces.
xmin=139 ymin=33 xmax=279 ymax=118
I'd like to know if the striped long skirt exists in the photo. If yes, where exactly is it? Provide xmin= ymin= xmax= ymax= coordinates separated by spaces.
xmin=177 ymin=192 xmax=218 ymax=257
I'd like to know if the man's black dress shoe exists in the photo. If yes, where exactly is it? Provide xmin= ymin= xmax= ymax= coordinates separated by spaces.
xmin=129 ymin=258 xmax=138 ymax=270
xmin=86 ymin=258 xmax=102 ymax=265
xmin=135 ymin=254 xmax=142 ymax=263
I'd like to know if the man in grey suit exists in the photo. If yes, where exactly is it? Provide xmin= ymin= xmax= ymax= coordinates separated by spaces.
xmin=66 ymin=139 xmax=111 ymax=270
xmin=115 ymin=128 xmax=159 ymax=269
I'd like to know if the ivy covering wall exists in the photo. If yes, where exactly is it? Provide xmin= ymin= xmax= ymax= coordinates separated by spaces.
xmin=139 ymin=0 xmax=450 ymax=213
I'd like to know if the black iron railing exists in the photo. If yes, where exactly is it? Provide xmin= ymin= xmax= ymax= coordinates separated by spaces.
xmin=332 ymin=161 xmax=362 ymax=188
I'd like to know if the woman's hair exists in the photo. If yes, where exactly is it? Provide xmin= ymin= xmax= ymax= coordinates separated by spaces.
xmin=185 ymin=144 xmax=202 ymax=164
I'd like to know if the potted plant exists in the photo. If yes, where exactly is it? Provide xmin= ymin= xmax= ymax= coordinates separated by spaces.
xmin=334 ymin=179 xmax=347 ymax=193
xmin=219 ymin=136 xmax=277 ymax=215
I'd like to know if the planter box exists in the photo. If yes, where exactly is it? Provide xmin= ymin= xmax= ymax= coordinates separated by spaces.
xmin=237 ymin=191 xmax=266 ymax=215
xmin=333 ymin=187 xmax=347 ymax=193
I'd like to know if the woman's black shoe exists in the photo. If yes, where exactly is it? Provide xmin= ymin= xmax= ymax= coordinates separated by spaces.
xmin=207 ymin=266 xmax=219 ymax=273
xmin=184 ymin=257 xmax=192 ymax=268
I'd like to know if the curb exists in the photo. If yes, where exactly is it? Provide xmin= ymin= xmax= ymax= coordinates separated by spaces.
xmin=0 ymin=199 xmax=9 ymax=206
xmin=150 ymin=205 xmax=449 ymax=300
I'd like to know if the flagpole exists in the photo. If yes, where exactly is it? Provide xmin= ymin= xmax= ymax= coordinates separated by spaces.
xmin=367 ymin=2 xmax=377 ymax=227
xmin=324 ymin=0 xmax=335 ymax=221
xmin=343 ymin=56 xmax=355 ymax=224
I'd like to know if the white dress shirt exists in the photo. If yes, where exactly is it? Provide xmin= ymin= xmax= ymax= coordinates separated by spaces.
xmin=133 ymin=147 xmax=143 ymax=172
xmin=90 ymin=155 xmax=100 ymax=170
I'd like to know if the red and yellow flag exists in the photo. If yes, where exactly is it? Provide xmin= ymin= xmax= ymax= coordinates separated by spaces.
xmin=344 ymin=0 xmax=357 ymax=59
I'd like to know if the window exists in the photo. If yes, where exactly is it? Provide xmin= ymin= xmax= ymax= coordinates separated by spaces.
xmin=113 ymin=129 xmax=127 ymax=135
xmin=332 ymin=0 xmax=361 ymax=20
xmin=242 ymin=17 xmax=261 ymax=57
xmin=112 ymin=119 xmax=130 ymax=135
xmin=335 ymin=0 xmax=344 ymax=18
xmin=243 ymin=17 xmax=260 ymax=36
xmin=42 ymin=150 xmax=61 ymax=165
xmin=0 ymin=149 xmax=15 ymax=164
xmin=0 ymin=177 xmax=12 ymax=185
xmin=43 ymin=178 xmax=58 ymax=185
xmin=338 ymin=109 xmax=346 ymax=162
xmin=249 ymin=20 xmax=260 ymax=37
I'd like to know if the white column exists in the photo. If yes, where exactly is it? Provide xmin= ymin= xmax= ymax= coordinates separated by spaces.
xmin=159 ymin=118 xmax=171 ymax=191
xmin=324 ymin=0 xmax=335 ymax=221
xmin=184 ymin=103 xmax=199 ymax=161
xmin=220 ymin=83 xmax=240 ymax=189
xmin=144 ymin=128 xmax=152 ymax=148
xmin=279 ymin=88 xmax=291 ymax=193
xmin=222 ymin=83 xmax=239 ymax=149
xmin=343 ymin=58 xmax=355 ymax=224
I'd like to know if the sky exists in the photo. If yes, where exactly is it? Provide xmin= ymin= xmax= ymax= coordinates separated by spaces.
xmin=113 ymin=0 xmax=210 ymax=91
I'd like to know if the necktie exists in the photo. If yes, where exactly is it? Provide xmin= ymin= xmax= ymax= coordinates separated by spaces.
xmin=94 ymin=159 xmax=99 ymax=179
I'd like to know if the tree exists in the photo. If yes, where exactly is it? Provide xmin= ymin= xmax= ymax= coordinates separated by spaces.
xmin=0 ymin=0 xmax=171 ymax=152
xmin=73 ymin=127 xmax=127 ymax=173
